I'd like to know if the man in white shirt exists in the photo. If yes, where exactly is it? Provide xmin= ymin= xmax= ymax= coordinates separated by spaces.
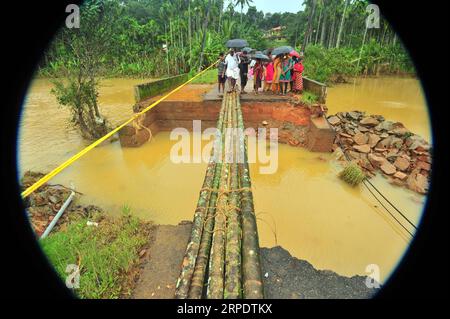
xmin=224 ymin=49 xmax=240 ymax=93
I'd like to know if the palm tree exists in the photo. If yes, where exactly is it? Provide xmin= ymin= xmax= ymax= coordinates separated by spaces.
xmin=336 ymin=0 xmax=350 ymax=48
xmin=234 ymin=0 xmax=253 ymax=25
xmin=302 ymin=0 xmax=317 ymax=52
xmin=198 ymin=0 xmax=213 ymax=71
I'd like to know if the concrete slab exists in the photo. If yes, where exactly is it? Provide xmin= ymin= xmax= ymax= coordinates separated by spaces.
xmin=307 ymin=116 xmax=336 ymax=152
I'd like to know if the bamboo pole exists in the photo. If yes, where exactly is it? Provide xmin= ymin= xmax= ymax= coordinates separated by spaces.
xmin=206 ymin=93 xmax=233 ymax=299
xmin=175 ymin=160 xmax=216 ymax=299
xmin=188 ymin=93 xmax=229 ymax=299
xmin=175 ymin=90 xmax=228 ymax=299
xmin=178 ymin=91 xmax=264 ymax=299
xmin=224 ymin=92 xmax=242 ymax=299
xmin=236 ymin=94 xmax=264 ymax=299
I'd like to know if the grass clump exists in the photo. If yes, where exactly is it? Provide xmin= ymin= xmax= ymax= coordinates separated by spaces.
xmin=301 ymin=91 xmax=319 ymax=105
xmin=40 ymin=208 xmax=151 ymax=299
xmin=339 ymin=162 xmax=366 ymax=186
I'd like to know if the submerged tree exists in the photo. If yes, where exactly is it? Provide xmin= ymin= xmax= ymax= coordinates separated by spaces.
xmin=51 ymin=1 xmax=111 ymax=140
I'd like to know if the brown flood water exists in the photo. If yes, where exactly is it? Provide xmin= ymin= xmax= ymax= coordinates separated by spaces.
xmin=19 ymin=77 xmax=430 ymax=283
xmin=327 ymin=76 xmax=432 ymax=142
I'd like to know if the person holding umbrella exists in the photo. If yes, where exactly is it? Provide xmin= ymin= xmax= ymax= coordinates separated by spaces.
xmin=224 ymin=48 xmax=240 ymax=93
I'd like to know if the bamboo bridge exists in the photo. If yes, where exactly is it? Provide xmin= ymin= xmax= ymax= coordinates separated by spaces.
xmin=175 ymin=91 xmax=264 ymax=299
xmin=21 ymin=65 xmax=333 ymax=300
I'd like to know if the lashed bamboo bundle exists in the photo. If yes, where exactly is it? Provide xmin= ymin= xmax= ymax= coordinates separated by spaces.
xmin=235 ymin=95 xmax=264 ymax=299
xmin=188 ymin=94 xmax=228 ymax=299
xmin=175 ymin=91 xmax=263 ymax=299
xmin=175 ymin=93 xmax=228 ymax=299
xmin=224 ymin=92 xmax=242 ymax=299
xmin=206 ymin=144 xmax=229 ymax=297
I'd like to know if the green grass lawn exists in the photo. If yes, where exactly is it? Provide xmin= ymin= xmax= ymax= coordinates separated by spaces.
xmin=40 ymin=207 xmax=151 ymax=299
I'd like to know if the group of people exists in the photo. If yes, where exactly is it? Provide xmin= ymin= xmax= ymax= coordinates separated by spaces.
xmin=217 ymin=48 xmax=304 ymax=95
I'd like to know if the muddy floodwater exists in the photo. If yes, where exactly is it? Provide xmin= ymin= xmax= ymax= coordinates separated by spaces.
xmin=19 ymin=77 xmax=430 ymax=284
xmin=327 ymin=76 xmax=432 ymax=142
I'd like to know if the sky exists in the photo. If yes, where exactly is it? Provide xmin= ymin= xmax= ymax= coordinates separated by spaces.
xmin=225 ymin=0 xmax=304 ymax=14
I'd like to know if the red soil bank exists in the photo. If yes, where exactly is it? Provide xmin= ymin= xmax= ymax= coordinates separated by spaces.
xmin=119 ymin=84 xmax=333 ymax=152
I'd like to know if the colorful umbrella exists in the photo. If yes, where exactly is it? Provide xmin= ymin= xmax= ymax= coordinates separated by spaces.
xmin=289 ymin=50 xmax=300 ymax=58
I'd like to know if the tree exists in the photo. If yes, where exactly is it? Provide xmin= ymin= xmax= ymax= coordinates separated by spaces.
xmin=234 ymin=0 xmax=253 ymax=25
xmin=302 ymin=0 xmax=317 ymax=52
xmin=198 ymin=0 xmax=213 ymax=71
xmin=335 ymin=0 xmax=349 ymax=48
xmin=51 ymin=1 xmax=111 ymax=140
xmin=40 ymin=0 xmax=413 ymax=84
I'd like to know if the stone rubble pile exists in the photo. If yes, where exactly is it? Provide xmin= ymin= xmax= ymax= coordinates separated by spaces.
xmin=327 ymin=111 xmax=431 ymax=194
xmin=21 ymin=171 xmax=103 ymax=236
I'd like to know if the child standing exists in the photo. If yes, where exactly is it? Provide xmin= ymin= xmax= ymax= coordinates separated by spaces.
xmin=217 ymin=52 xmax=226 ymax=94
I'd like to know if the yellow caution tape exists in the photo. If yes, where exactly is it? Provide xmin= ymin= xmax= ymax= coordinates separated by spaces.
xmin=21 ymin=61 xmax=219 ymax=198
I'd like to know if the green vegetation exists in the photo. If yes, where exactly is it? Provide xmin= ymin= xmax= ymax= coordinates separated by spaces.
xmin=39 ymin=0 xmax=269 ymax=78
xmin=303 ymin=41 xmax=414 ymax=84
xmin=40 ymin=207 xmax=151 ymax=299
xmin=339 ymin=162 xmax=366 ymax=186
xmin=301 ymin=91 xmax=319 ymax=104
xmin=294 ymin=0 xmax=415 ymax=83
xmin=40 ymin=0 xmax=413 ymax=82
xmin=40 ymin=0 xmax=415 ymax=139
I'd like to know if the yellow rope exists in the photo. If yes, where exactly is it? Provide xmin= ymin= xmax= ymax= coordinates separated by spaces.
xmin=21 ymin=61 xmax=219 ymax=198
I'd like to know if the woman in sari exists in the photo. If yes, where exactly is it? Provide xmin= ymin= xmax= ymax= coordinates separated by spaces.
xmin=279 ymin=55 xmax=293 ymax=95
xmin=253 ymin=59 xmax=264 ymax=95
xmin=292 ymin=57 xmax=304 ymax=93
xmin=264 ymin=61 xmax=274 ymax=92
xmin=271 ymin=56 xmax=281 ymax=94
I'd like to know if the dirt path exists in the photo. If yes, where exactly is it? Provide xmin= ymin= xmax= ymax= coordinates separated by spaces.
xmin=133 ymin=222 xmax=379 ymax=299
xmin=132 ymin=221 xmax=192 ymax=299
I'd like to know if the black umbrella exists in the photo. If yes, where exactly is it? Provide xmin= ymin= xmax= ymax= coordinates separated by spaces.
xmin=251 ymin=53 xmax=271 ymax=62
xmin=241 ymin=47 xmax=256 ymax=53
xmin=226 ymin=39 xmax=249 ymax=49
xmin=249 ymin=51 xmax=261 ymax=58
xmin=271 ymin=46 xmax=294 ymax=57
xmin=263 ymin=48 xmax=275 ymax=55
